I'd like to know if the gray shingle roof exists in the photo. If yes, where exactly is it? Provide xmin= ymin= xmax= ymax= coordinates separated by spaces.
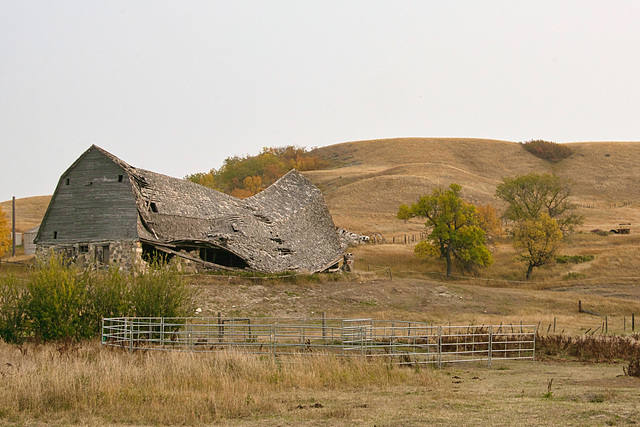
xmin=93 ymin=146 xmax=345 ymax=273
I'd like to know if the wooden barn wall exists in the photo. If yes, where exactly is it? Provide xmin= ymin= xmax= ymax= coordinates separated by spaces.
xmin=37 ymin=149 xmax=139 ymax=244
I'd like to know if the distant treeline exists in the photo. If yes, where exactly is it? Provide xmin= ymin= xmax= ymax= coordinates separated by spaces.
xmin=186 ymin=146 xmax=328 ymax=198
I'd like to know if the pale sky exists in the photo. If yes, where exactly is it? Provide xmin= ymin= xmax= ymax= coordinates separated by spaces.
xmin=1 ymin=1 xmax=640 ymax=202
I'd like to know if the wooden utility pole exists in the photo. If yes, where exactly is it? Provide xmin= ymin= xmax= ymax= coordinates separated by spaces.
xmin=12 ymin=196 xmax=16 ymax=257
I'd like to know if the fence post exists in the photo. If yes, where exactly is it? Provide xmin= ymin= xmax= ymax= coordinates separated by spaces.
xmin=391 ymin=322 xmax=396 ymax=357
xmin=101 ymin=318 xmax=105 ymax=344
xmin=322 ymin=312 xmax=326 ymax=342
xmin=161 ymin=317 xmax=165 ymax=348
xmin=128 ymin=318 xmax=133 ymax=354
xmin=271 ymin=324 xmax=276 ymax=360
xmin=533 ymin=324 xmax=537 ymax=362
xmin=488 ymin=325 xmax=493 ymax=368
xmin=437 ymin=326 xmax=442 ymax=368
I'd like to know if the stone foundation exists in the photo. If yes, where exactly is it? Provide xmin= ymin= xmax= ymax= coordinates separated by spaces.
xmin=36 ymin=240 xmax=143 ymax=270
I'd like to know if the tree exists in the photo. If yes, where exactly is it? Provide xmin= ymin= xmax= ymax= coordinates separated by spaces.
xmin=398 ymin=183 xmax=493 ymax=277
xmin=476 ymin=204 xmax=503 ymax=242
xmin=495 ymin=173 xmax=583 ymax=232
xmin=185 ymin=145 xmax=328 ymax=197
xmin=512 ymin=214 xmax=563 ymax=279
xmin=0 ymin=206 xmax=11 ymax=259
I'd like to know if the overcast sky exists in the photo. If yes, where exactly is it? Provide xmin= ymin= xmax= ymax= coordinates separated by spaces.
xmin=1 ymin=1 xmax=639 ymax=202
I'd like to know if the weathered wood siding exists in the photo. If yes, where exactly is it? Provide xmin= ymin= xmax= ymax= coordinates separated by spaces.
xmin=37 ymin=148 xmax=139 ymax=244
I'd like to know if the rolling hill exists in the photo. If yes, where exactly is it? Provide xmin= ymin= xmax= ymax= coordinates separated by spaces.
xmin=3 ymin=138 xmax=640 ymax=238
xmin=305 ymin=138 xmax=640 ymax=236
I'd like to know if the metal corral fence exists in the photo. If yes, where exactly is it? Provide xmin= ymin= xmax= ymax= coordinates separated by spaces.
xmin=102 ymin=317 xmax=536 ymax=367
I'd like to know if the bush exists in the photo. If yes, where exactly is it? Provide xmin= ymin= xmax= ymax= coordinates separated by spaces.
xmin=26 ymin=256 xmax=93 ymax=341
xmin=87 ymin=266 xmax=131 ymax=334
xmin=0 ymin=257 xmax=198 ymax=343
xmin=537 ymin=334 xmax=640 ymax=362
xmin=563 ymin=272 xmax=586 ymax=280
xmin=522 ymin=140 xmax=573 ymax=163
xmin=129 ymin=261 xmax=197 ymax=318
xmin=0 ymin=275 xmax=28 ymax=343
xmin=624 ymin=358 xmax=640 ymax=377
xmin=556 ymin=254 xmax=595 ymax=264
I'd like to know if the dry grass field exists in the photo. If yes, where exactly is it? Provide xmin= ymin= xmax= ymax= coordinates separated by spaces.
xmin=306 ymin=138 xmax=640 ymax=235
xmin=1 ymin=340 xmax=639 ymax=426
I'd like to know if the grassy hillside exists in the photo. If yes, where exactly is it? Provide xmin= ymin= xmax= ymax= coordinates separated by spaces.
xmin=0 ymin=195 xmax=51 ymax=233
xmin=305 ymin=138 xmax=640 ymax=235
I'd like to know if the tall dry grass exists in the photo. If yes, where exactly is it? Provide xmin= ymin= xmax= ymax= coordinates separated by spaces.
xmin=0 ymin=340 xmax=439 ymax=425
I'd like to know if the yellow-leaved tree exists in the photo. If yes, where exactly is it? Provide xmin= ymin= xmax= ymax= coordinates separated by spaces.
xmin=0 ymin=206 xmax=11 ymax=258
xmin=512 ymin=214 xmax=563 ymax=279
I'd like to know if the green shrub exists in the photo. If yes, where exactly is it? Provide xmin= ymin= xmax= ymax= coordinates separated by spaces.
xmin=26 ymin=256 xmax=93 ymax=341
xmin=0 ymin=257 xmax=198 ymax=343
xmin=522 ymin=140 xmax=573 ymax=163
xmin=129 ymin=261 xmax=197 ymax=318
xmin=0 ymin=274 xmax=28 ymax=344
xmin=86 ymin=266 xmax=131 ymax=334
xmin=563 ymin=272 xmax=586 ymax=280
xmin=556 ymin=254 xmax=595 ymax=264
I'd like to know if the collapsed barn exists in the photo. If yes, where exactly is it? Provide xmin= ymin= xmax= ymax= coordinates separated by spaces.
xmin=35 ymin=145 xmax=346 ymax=273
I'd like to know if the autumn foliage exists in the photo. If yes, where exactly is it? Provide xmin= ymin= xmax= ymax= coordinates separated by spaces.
xmin=522 ymin=139 xmax=573 ymax=163
xmin=0 ymin=206 xmax=11 ymax=258
xmin=186 ymin=146 xmax=327 ymax=198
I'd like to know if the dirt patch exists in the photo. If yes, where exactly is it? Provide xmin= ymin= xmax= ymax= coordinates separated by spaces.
xmin=188 ymin=274 xmax=640 ymax=335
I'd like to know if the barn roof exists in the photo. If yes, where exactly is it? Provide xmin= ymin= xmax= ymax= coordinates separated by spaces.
xmin=94 ymin=145 xmax=345 ymax=273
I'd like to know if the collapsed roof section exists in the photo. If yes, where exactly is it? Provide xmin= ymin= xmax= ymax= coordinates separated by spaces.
xmin=97 ymin=146 xmax=345 ymax=273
